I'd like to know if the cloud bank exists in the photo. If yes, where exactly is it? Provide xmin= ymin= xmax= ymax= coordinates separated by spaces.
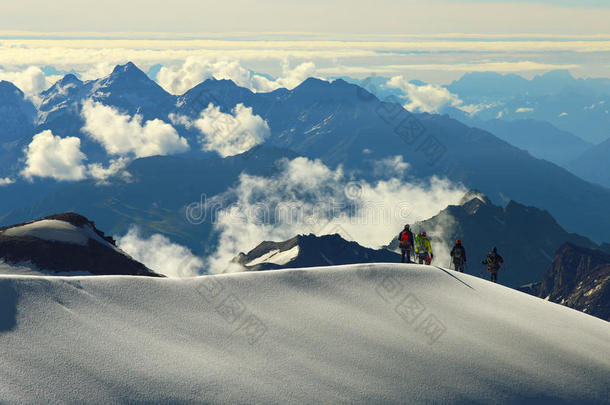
xmin=116 ymin=227 xmax=204 ymax=277
xmin=386 ymin=75 xmax=488 ymax=115
xmin=157 ymin=57 xmax=316 ymax=94
xmin=207 ymin=157 xmax=466 ymax=273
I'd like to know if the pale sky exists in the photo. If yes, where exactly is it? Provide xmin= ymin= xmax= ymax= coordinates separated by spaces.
xmin=2 ymin=0 xmax=610 ymax=34
xmin=1 ymin=0 xmax=609 ymax=87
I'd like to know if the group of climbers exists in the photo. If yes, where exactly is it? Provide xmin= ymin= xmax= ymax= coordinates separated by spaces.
xmin=398 ymin=224 xmax=505 ymax=283
xmin=398 ymin=225 xmax=433 ymax=265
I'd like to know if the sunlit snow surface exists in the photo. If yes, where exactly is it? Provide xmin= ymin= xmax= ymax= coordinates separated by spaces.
xmin=246 ymin=245 xmax=300 ymax=267
xmin=0 ymin=264 xmax=608 ymax=404
xmin=2 ymin=219 xmax=112 ymax=247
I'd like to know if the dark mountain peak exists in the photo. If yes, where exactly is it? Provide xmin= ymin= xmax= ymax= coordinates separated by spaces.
xmin=535 ymin=69 xmax=574 ymax=82
xmin=535 ymin=242 xmax=610 ymax=321
xmin=59 ymin=73 xmax=82 ymax=86
xmin=235 ymin=233 xmax=398 ymax=271
xmin=296 ymin=77 xmax=329 ymax=89
xmin=41 ymin=73 xmax=83 ymax=97
xmin=187 ymin=77 xmax=252 ymax=98
xmin=0 ymin=213 xmax=161 ymax=277
xmin=111 ymin=61 xmax=142 ymax=76
xmin=459 ymin=189 xmax=490 ymax=206
xmin=102 ymin=61 xmax=160 ymax=88
xmin=396 ymin=194 xmax=598 ymax=287
xmin=0 ymin=80 xmax=23 ymax=96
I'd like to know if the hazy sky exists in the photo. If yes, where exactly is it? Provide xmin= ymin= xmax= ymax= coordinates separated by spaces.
xmin=2 ymin=0 xmax=610 ymax=34
xmin=1 ymin=0 xmax=609 ymax=87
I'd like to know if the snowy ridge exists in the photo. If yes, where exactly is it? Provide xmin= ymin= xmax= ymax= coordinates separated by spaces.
xmin=0 ymin=264 xmax=608 ymax=404
xmin=245 ymin=245 xmax=300 ymax=267
xmin=2 ymin=219 xmax=112 ymax=248
xmin=0 ymin=213 xmax=160 ymax=277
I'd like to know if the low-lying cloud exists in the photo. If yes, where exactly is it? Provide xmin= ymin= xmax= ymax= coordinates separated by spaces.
xmin=386 ymin=75 xmax=485 ymax=115
xmin=157 ymin=57 xmax=317 ymax=94
xmin=116 ymin=226 xmax=204 ymax=277
xmin=174 ymin=103 xmax=270 ymax=157
xmin=0 ymin=66 xmax=58 ymax=100
xmin=207 ymin=157 xmax=466 ymax=273
xmin=81 ymin=99 xmax=190 ymax=157
xmin=21 ymin=130 xmax=88 ymax=181
xmin=0 ymin=177 xmax=15 ymax=186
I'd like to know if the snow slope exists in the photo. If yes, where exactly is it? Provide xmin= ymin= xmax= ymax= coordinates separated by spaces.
xmin=0 ymin=264 xmax=608 ymax=404
xmin=2 ymin=219 xmax=116 ymax=249
xmin=246 ymin=245 xmax=300 ymax=267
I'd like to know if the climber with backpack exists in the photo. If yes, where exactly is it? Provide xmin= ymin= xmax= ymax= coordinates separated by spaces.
xmin=482 ymin=247 xmax=504 ymax=283
xmin=415 ymin=231 xmax=433 ymax=265
xmin=450 ymin=239 xmax=467 ymax=273
xmin=398 ymin=224 xmax=415 ymax=263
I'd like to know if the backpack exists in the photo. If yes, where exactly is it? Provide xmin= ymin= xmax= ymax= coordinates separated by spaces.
xmin=453 ymin=246 xmax=463 ymax=260
xmin=487 ymin=252 xmax=500 ymax=269
xmin=399 ymin=231 xmax=411 ymax=247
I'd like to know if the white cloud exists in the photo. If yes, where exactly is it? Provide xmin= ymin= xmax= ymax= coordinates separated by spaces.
xmin=0 ymin=177 xmax=15 ymax=186
xmin=374 ymin=155 xmax=410 ymax=178
xmin=21 ymin=130 xmax=88 ymax=181
xmin=116 ymin=226 xmax=204 ymax=277
xmin=515 ymin=107 xmax=534 ymax=113
xmin=157 ymin=57 xmax=317 ymax=94
xmin=385 ymin=75 xmax=485 ymax=115
xmin=251 ymin=61 xmax=317 ymax=92
xmin=81 ymin=99 xmax=190 ymax=157
xmin=157 ymin=58 xmax=253 ymax=95
xmin=207 ymin=157 xmax=466 ymax=273
xmin=0 ymin=66 xmax=58 ymax=100
xmin=387 ymin=76 xmax=461 ymax=113
xmin=77 ymin=62 xmax=116 ymax=81
xmin=177 ymin=103 xmax=270 ymax=157
xmin=87 ymin=157 xmax=131 ymax=183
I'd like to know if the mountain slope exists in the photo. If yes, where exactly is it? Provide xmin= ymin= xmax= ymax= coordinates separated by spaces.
xmin=0 ymin=212 xmax=159 ymax=276
xmin=568 ymin=137 xmax=610 ymax=188
xmin=0 ymin=265 xmax=608 ymax=404
xmin=0 ymin=81 xmax=37 ymax=176
xmin=176 ymin=76 xmax=610 ymax=243
xmin=235 ymin=233 xmax=399 ymax=271
xmin=535 ymin=243 xmax=610 ymax=321
xmin=471 ymin=118 xmax=592 ymax=165
xmin=388 ymin=192 xmax=599 ymax=287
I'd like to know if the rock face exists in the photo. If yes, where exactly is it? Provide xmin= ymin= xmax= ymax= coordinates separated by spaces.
xmin=535 ymin=243 xmax=610 ymax=321
xmin=388 ymin=191 xmax=599 ymax=287
xmin=235 ymin=233 xmax=400 ymax=271
xmin=0 ymin=213 xmax=161 ymax=277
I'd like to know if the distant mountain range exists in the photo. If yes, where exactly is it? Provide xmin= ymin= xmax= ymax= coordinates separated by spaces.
xmin=0 ymin=212 xmax=160 ymax=276
xmin=446 ymin=71 xmax=610 ymax=144
xmin=1 ymin=62 xmax=610 ymax=256
xmin=234 ymin=233 xmax=399 ymax=271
